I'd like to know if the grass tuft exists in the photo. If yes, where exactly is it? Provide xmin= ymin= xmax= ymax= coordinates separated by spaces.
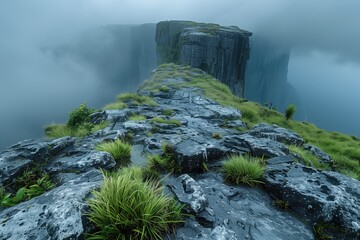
xmin=117 ymin=93 xmax=158 ymax=106
xmin=285 ymin=104 xmax=296 ymax=120
xmin=86 ymin=167 xmax=184 ymax=240
xmin=128 ymin=114 xmax=146 ymax=121
xmin=151 ymin=117 xmax=181 ymax=127
xmin=212 ymin=132 xmax=222 ymax=139
xmin=96 ymin=139 xmax=131 ymax=166
xmin=221 ymin=155 xmax=264 ymax=187
xmin=102 ymin=102 xmax=128 ymax=110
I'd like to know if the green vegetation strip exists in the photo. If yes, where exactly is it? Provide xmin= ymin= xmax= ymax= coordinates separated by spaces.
xmin=45 ymin=103 xmax=109 ymax=138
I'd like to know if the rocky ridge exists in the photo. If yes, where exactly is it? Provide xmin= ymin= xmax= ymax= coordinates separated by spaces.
xmin=0 ymin=65 xmax=359 ymax=239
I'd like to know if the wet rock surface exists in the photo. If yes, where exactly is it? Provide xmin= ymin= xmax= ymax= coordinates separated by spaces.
xmin=165 ymin=172 xmax=313 ymax=240
xmin=1 ymin=67 xmax=359 ymax=239
xmin=248 ymin=123 xmax=304 ymax=146
xmin=264 ymin=155 xmax=360 ymax=239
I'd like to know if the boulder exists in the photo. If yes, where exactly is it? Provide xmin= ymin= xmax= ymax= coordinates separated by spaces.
xmin=304 ymin=144 xmax=332 ymax=163
xmin=224 ymin=134 xmax=289 ymax=157
xmin=264 ymin=155 xmax=360 ymax=239
xmin=165 ymin=172 xmax=313 ymax=240
xmin=0 ymin=170 xmax=103 ymax=240
xmin=249 ymin=123 xmax=304 ymax=146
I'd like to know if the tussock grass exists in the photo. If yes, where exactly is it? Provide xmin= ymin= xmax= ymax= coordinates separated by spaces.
xmin=221 ymin=155 xmax=265 ymax=187
xmin=285 ymin=104 xmax=296 ymax=120
xmin=96 ymin=139 xmax=131 ymax=165
xmin=86 ymin=167 xmax=184 ymax=240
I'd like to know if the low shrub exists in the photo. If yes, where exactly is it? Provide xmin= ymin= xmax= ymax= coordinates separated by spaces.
xmin=221 ymin=155 xmax=264 ymax=187
xmin=285 ymin=104 xmax=296 ymax=120
xmin=1 ymin=174 xmax=54 ymax=208
xmin=45 ymin=103 xmax=108 ymax=139
xmin=96 ymin=139 xmax=131 ymax=166
xmin=68 ymin=102 xmax=95 ymax=128
xmin=86 ymin=167 xmax=184 ymax=240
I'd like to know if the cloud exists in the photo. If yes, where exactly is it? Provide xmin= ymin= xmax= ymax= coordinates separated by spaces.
xmin=0 ymin=0 xmax=359 ymax=149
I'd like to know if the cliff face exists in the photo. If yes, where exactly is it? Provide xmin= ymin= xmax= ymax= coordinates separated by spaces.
xmin=156 ymin=21 xmax=252 ymax=97
xmin=245 ymin=36 xmax=305 ymax=118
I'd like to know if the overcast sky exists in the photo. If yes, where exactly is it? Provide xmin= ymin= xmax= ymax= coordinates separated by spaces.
xmin=1 ymin=0 xmax=359 ymax=149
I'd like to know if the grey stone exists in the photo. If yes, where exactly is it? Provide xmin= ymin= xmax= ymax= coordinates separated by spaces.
xmin=224 ymin=134 xmax=289 ymax=157
xmin=166 ymin=174 xmax=208 ymax=214
xmin=123 ymin=120 xmax=152 ymax=132
xmin=167 ymin=172 xmax=313 ymax=240
xmin=46 ymin=151 xmax=115 ymax=174
xmin=0 ymin=170 xmax=103 ymax=240
xmin=304 ymin=144 xmax=333 ymax=163
xmin=264 ymin=159 xmax=360 ymax=239
xmin=249 ymin=123 xmax=304 ymax=146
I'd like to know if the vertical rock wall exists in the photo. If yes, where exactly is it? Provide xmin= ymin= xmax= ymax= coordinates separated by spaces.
xmin=156 ymin=21 xmax=252 ymax=97
xmin=244 ymin=36 xmax=306 ymax=118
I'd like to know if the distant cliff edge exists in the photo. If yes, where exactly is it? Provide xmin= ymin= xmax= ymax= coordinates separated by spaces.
xmin=155 ymin=20 xmax=252 ymax=97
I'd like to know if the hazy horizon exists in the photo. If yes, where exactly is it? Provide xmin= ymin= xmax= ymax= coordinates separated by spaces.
xmin=1 ymin=0 xmax=360 ymax=150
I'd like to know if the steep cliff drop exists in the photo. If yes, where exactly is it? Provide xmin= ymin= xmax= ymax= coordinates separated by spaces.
xmin=156 ymin=21 xmax=252 ymax=97
xmin=245 ymin=35 xmax=306 ymax=118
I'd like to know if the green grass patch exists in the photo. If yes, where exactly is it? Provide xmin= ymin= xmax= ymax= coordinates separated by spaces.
xmin=45 ymin=121 xmax=109 ymax=139
xmin=96 ymin=139 xmax=131 ymax=166
xmin=139 ymin=64 xmax=360 ymax=180
xmin=221 ymin=155 xmax=264 ymax=187
xmin=151 ymin=116 xmax=181 ymax=127
xmin=146 ymin=143 xmax=181 ymax=173
xmin=162 ymin=109 xmax=174 ymax=116
xmin=86 ymin=167 xmax=184 ymax=240
xmin=102 ymin=102 xmax=128 ymax=110
xmin=128 ymin=114 xmax=146 ymax=121
xmin=212 ymin=132 xmax=222 ymax=139
xmin=288 ymin=145 xmax=329 ymax=170
xmin=117 ymin=93 xmax=158 ymax=106
xmin=45 ymin=103 xmax=109 ymax=139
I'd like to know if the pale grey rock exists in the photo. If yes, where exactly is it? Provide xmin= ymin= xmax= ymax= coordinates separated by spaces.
xmin=0 ymin=170 xmax=103 ymax=240
xmin=304 ymin=144 xmax=332 ymax=163
xmin=249 ymin=123 xmax=304 ymax=146
xmin=264 ymin=155 xmax=360 ymax=239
